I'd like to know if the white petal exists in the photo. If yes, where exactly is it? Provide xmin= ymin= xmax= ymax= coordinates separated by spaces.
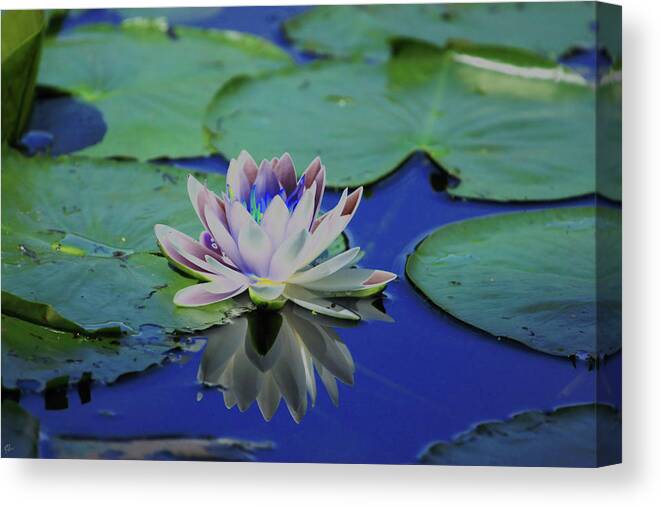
xmin=228 ymin=200 xmax=256 ymax=240
xmin=237 ymin=219 xmax=273 ymax=277
xmin=205 ymin=204 xmax=244 ymax=269
xmin=204 ymin=255 xmax=250 ymax=285
xmin=173 ymin=282 xmax=245 ymax=307
xmin=268 ymin=229 xmax=310 ymax=281
xmin=227 ymin=156 xmax=252 ymax=202
xmin=297 ymin=267 xmax=396 ymax=293
xmin=288 ymin=247 xmax=361 ymax=285
xmin=285 ymin=182 xmax=316 ymax=237
xmin=261 ymin=195 xmax=289 ymax=248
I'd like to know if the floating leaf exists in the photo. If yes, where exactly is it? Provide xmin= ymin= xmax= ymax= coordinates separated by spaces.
xmin=49 ymin=434 xmax=272 ymax=461
xmin=419 ymin=404 xmax=621 ymax=467
xmin=206 ymin=41 xmax=602 ymax=200
xmin=1 ymin=315 xmax=194 ymax=391
xmin=38 ymin=23 xmax=291 ymax=160
xmin=1 ymin=10 xmax=46 ymax=143
xmin=1 ymin=150 xmax=251 ymax=334
xmin=1 ymin=401 xmax=40 ymax=458
xmin=406 ymin=207 xmax=621 ymax=357
xmin=116 ymin=7 xmax=224 ymax=25
xmin=284 ymin=3 xmax=614 ymax=62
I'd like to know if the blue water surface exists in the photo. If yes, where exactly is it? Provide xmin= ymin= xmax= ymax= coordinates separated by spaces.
xmin=17 ymin=6 xmax=621 ymax=465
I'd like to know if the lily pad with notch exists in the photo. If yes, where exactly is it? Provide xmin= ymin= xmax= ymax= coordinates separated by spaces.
xmin=406 ymin=207 xmax=621 ymax=358
xmin=206 ymin=40 xmax=608 ymax=201
xmin=37 ymin=22 xmax=291 ymax=160
xmin=1 ymin=150 xmax=251 ymax=334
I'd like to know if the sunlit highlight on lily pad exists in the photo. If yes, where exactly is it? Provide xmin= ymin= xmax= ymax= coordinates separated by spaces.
xmin=155 ymin=151 xmax=396 ymax=319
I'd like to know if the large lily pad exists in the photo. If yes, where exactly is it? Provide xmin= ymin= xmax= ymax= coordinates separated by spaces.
xmin=206 ymin=41 xmax=600 ymax=201
xmin=284 ymin=3 xmax=617 ymax=62
xmin=419 ymin=404 xmax=621 ymax=467
xmin=37 ymin=22 xmax=291 ymax=160
xmin=1 ymin=401 xmax=40 ymax=458
xmin=1 ymin=315 xmax=194 ymax=391
xmin=1 ymin=150 xmax=250 ymax=334
xmin=49 ymin=435 xmax=272 ymax=461
xmin=1 ymin=10 xmax=46 ymax=143
xmin=406 ymin=207 xmax=621 ymax=357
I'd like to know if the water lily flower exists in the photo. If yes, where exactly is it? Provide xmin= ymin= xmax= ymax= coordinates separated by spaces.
xmin=198 ymin=297 xmax=392 ymax=422
xmin=155 ymin=151 xmax=396 ymax=319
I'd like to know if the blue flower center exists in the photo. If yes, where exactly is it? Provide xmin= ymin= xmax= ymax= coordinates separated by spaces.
xmin=228 ymin=177 xmax=306 ymax=224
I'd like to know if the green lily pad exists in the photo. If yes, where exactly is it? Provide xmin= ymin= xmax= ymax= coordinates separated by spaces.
xmin=1 ymin=401 xmax=40 ymax=458
xmin=419 ymin=404 xmax=621 ymax=467
xmin=1 ymin=150 xmax=251 ymax=334
xmin=1 ymin=10 xmax=46 ymax=143
xmin=285 ymin=3 xmax=617 ymax=62
xmin=406 ymin=207 xmax=621 ymax=357
xmin=37 ymin=22 xmax=291 ymax=160
xmin=206 ymin=41 xmax=601 ymax=201
xmin=1 ymin=314 xmax=196 ymax=391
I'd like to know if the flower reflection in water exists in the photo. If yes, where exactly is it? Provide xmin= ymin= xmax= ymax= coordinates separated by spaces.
xmin=197 ymin=297 xmax=392 ymax=423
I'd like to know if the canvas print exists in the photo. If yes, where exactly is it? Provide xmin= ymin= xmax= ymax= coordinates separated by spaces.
xmin=1 ymin=2 xmax=622 ymax=466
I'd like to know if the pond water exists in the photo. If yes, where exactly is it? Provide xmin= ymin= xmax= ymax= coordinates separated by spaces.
xmin=15 ymin=6 xmax=621 ymax=465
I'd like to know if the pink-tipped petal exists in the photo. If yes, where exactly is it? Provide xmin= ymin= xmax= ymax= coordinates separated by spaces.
xmin=173 ymin=282 xmax=246 ymax=307
xmin=296 ymin=267 xmax=396 ymax=293
xmin=155 ymin=224 xmax=215 ymax=280
xmin=237 ymin=150 xmax=258 ymax=185
xmin=302 ymin=157 xmax=326 ymax=219
xmin=187 ymin=174 xmax=208 ymax=228
xmin=302 ymin=187 xmax=362 ymax=265
xmin=188 ymin=174 xmax=226 ymax=231
xmin=342 ymin=186 xmax=362 ymax=217
xmin=273 ymin=153 xmax=297 ymax=194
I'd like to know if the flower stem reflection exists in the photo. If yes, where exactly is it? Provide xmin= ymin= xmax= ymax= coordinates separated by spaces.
xmin=197 ymin=297 xmax=393 ymax=423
